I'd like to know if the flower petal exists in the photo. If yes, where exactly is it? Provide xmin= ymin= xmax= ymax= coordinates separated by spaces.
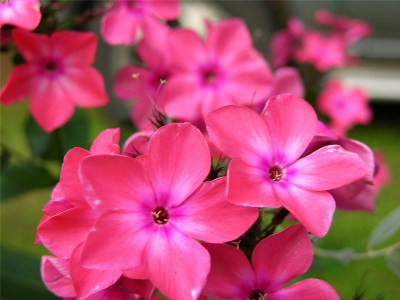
xmin=70 ymin=243 xmax=121 ymax=299
xmin=288 ymin=145 xmax=368 ymax=191
xmin=0 ymin=65 xmax=38 ymax=105
xmin=80 ymin=154 xmax=155 ymax=211
xmin=147 ymin=123 xmax=210 ymax=207
xmin=51 ymin=31 xmax=97 ymax=65
xmin=145 ymin=229 xmax=210 ymax=300
xmin=37 ymin=207 xmax=97 ymax=258
xmin=89 ymin=128 xmax=120 ymax=155
xmin=252 ymin=225 xmax=312 ymax=292
xmin=176 ymin=177 xmax=259 ymax=243
xmin=227 ymin=159 xmax=281 ymax=208
xmin=12 ymin=29 xmax=50 ymax=62
xmin=268 ymin=278 xmax=340 ymax=300
xmin=206 ymin=105 xmax=272 ymax=166
xmin=274 ymin=185 xmax=335 ymax=237
xmin=81 ymin=212 xmax=150 ymax=270
xmin=261 ymin=94 xmax=317 ymax=165
xmin=41 ymin=256 xmax=76 ymax=298
xmin=61 ymin=66 xmax=108 ymax=107
xmin=29 ymin=79 xmax=75 ymax=132
xmin=202 ymin=243 xmax=256 ymax=299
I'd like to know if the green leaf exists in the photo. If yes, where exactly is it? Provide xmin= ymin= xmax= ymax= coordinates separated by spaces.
xmin=0 ymin=163 xmax=56 ymax=201
xmin=387 ymin=252 xmax=400 ymax=277
xmin=1 ymin=247 xmax=58 ymax=299
xmin=26 ymin=116 xmax=51 ymax=158
xmin=368 ymin=206 xmax=400 ymax=248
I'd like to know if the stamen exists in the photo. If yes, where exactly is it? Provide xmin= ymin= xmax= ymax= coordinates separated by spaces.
xmin=268 ymin=165 xmax=283 ymax=182
xmin=249 ymin=290 xmax=266 ymax=300
xmin=152 ymin=207 xmax=169 ymax=225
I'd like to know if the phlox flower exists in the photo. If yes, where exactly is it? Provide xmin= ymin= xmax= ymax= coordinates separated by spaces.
xmin=0 ymin=29 xmax=108 ymax=132
xmin=206 ymin=94 xmax=368 ymax=237
xmin=317 ymin=79 xmax=372 ymax=135
xmin=157 ymin=18 xmax=273 ymax=127
xmin=78 ymin=123 xmax=259 ymax=300
xmin=203 ymin=224 xmax=340 ymax=300
xmin=114 ymin=20 xmax=174 ymax=130
xmin=101 ymin=0 xmax=180 ymax=45
xmin=0 ymin=0 xmax=41 ymax=30
xmin=295 ymin=31 xmax=347 ymax=72
xmin=41 ymin=254 xmax=154 ymax=299
xmin=37 ymin=128 xmax=120 ymax=258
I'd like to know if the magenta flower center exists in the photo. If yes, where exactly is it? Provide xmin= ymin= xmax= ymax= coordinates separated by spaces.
xmin=152 ymin=207 xmax=169 ymax=225
xmin=45 ymin=61 xmax=58 ymax=72
xmin=199 ymin=63 xmax=224 ymax=87
xmin=268 ymin=165 xmax=283 ymax=182
xmin=249 ymin=290 xmax=266 ymax=300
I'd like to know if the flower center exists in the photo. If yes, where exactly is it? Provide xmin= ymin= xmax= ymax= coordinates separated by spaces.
xmin=249 ymin=290 xmax=266 ymax=300
xmin=204 ymin=70 xmax=216 ymax=84
xmin=152 ymin=207 xmax=169 ymax=225
xmin=45 ymin=61 xmax=58 ymax=72
xmin=0 ymin=0 xmax=9 ymax=4
xmin=268 ymin=165 xmax=283 ymax=182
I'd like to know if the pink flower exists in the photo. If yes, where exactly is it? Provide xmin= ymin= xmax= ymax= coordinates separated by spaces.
xmin=0 ymin=0 xmax=41 ymax=30
xmin=79 ymin=123 xmax=259 ymax=299
xmin=203 ymin=224 xmax=340 ymax=300
xmin=101 ymin=0 xmax=180 ymax=45
xmin=317 ymin=79 xmax=372 ymax=135
xmin=315 ymin=9 xmax=372 ymax=44
xmin=372 ymin=151 xmax=391 ymax=194
xmin=206 ymin=94 xmax=368 ymax=237
xmin=158 ymin=18 xmax=273 ymax=127
xmin=295 ymin=31 xmax=347 ymax=72
xmin=0 ymin=29 xmax=108 ymax=132
xmin=37 ymin=129 xmax=120 ymax=257
xmin=114 ymin=20 xmax=174 ymax=130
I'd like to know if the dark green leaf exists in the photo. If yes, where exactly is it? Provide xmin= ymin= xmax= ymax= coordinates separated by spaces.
xmin=0 ymin=163 xmax=56 ymax=201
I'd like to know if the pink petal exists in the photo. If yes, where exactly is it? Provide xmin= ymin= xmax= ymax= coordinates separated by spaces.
xmin=0 ymin=64 xmax=38 ymax=105
xmin=81 ymin=212 xmax=150 ymax=270
xmin=176 ymin=177 xmax=259 ymax=243
xmin=252 ymin=225 xmax=313 ymax=292
xmin=168 ymin=29 xmax=207 ymax=69
xmin=51 ymin=31 xmax=97 ymax=65
xmin=79 ymin=155 xmax=155 ymax=211
xmin=41 ymin=256 xmax=76 ymax=298
xmin=206 ymin=105 xmax=272 ymax=166
xmin=227 ymin=159 xmax=281 ymax=208
xmin=70 ymin=243 xmax=121 ymax=299
xmin=0 ymin=0 xmax=41 ymax=30
xmin=288 ymin=145 xmax=368 ymax=191
xmin=123 ymin=131 xmax=152 ymax=158
xmin=206 ymin=19 xmax=252 ymax=65
xmin=29 ymin=79 xmax=75 ymax=132
xmin=147 ymin=123 xmax=211 ymax=207
xmin=268 ymin=278 xmax=340 ymax=300
xmin=123 ymin=265 xmax=148 ymax=280
xmin=331 ymin=180 xmax=375 ymax=212
xmin=145 ymin=229 xmax=210 ymax=300
xmin=270 ymin=67 xmax=304 ymax=98
xmin=274 ymin=185 xmax=335 ymax=237
xmin=90 ymin=128 xmax=121 ymax=155
xmin=113 ymin=65 xmax=148 ymax=100
xmin=60 ymin=147 xmax=90 ymax=206
xmin=62 ymin=66 xmax=108 ymax=107
xmin=159 ymin=75 xmax=203 ymax=121
xmin=37 ymin=207 xmax=97 ymax=258
xmin=147 ymin=0 xmax=180 ymax=19
xmin=261 ymin=94 xmax=317 ymax=166
xmin=202 ymin=243 xmax=256 ymax=299
xmin=12 ymin=29 xmax=50 ymax=62
xmin=101 ymin=6 xmax=140 ymax=45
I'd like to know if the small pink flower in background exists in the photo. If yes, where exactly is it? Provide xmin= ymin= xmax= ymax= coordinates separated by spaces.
xmin=203 ymin=225 xmax=340 ymax=300
xmin=206 ymin=94 xmax=368 ymax=237
xmin=295 ymin=32 xmax=347 ymax=72
xmin=79 ymin=123 xmax=259 ymax=300
xmin=317 ymin=79 xmax=372 ymax=135
xmin=372 ymin=151 xmax=391 ymax=194
xmin=114 ymin=20 xmax=173 ymax=130
xmin=0 ymin=29 xmax=108 ymax=132
xmin=101 ymin=0 xmax=180 ymax=45
xmin=315 ymin=9 xmax=372 ymax=44
xmin=0 ymin=0 xmax=41 ymax=30
xmin=157 ymin=18 xmax=273 ymax=127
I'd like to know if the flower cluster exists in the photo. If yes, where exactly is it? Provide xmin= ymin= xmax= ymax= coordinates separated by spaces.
xmin=1 ymin=1 xmax=393 ymax=299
